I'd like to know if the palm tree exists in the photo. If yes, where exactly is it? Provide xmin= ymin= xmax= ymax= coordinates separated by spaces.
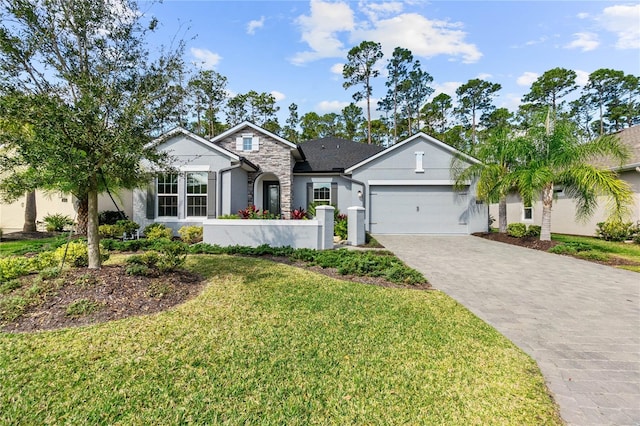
xmin=453 ymin=125 xmax=522 ymax=233
xmin=511 ymin=115 xmax=632 ymax=241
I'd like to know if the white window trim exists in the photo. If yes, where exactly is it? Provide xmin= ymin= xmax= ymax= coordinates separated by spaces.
xmin=522 ymin=204 xmax=534 ymax=222
xmin=157 ymin=173 xmax=179 ymax=218
xmin=312 ymin=182 xmax=331 ymax=205
xmin=415 ymin=151 xmax=425 ymax=173
xmin=236 ymin=133 xmax=260 ymax=152
xmin=156 ymin=171 xmax=210 ymax=219
xmin=185 ymin=171 xmax=208 ymax=218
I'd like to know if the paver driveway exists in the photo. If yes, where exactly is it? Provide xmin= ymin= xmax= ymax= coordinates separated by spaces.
xmin=375 ymin=235 xmax=640 ymax=426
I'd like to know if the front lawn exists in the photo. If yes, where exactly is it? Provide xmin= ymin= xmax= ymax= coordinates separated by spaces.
xmin=0 ymin=254 xmax=562 ymax=424
xmin=551 ymin=234 xmax=640 ymax=272
xmin=0 ymin=235 xmax=68 ymax=257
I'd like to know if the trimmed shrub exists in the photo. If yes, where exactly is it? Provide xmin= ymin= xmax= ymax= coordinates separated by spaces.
xmin=334 ymin=215 xmax=348 ymax=240
xmin=526 ymin=225 xmax=541 ymax=238
xmin=98 ymin=224 xmax=123 ymax=239
xmin=52 ymin=240 xmax=109 ymax=267
xmin=178 ymin=226 xmax=203 ymax=244
xmin=43 ymin=213 xmax=74 ymax=232
xmin=100 ymin=220 xmax=139 ymax=239
xmin=596 ymin=220 xmax=633 ymax=242
xmin=143 ymin=223 xmax=173 ymax=240
xmin=507 ymin=223 xmax=527 ymax=238
xmin=0 ymin=256 xmax=32 ymax=282
xmin=54 ymin=240 xmax=88 ymax=267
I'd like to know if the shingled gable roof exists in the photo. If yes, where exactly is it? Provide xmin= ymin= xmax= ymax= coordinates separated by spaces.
xmin=613 ymin=125 xmax=640 ymax=171
xmin=294 ymin=137 xmax=385 ymax=173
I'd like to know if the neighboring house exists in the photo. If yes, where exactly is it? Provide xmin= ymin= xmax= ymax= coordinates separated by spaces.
xmin=490 ymin=125 xmax=640 ymax=235
xmin=0 ymin=191 xmax=77 ymax=233
xmin=1 ymin=121 xmax=489 ymax=236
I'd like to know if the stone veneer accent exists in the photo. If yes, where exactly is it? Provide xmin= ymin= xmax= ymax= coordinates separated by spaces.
xmin=215 ymin=126 xmax=295 ymax=219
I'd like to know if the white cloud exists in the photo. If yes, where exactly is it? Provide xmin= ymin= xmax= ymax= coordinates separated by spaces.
xmin=476 ymin=73 xmax=492 ymax=80
xmin=271 ymin=90 xmax=286 ymax=102
xmin=317 ymin=100 xmax=351 ymax=113
xmin=575 ymin=70 xmax=590 ymax=87
xmin=190 ymin=48 xmax=222 ymax=69
xmin=577 ymin=12 xmax=589 ymax=19
xmin=517 ymin=72 xmax=539 ymax=87
xmin=352 ymin=13 xmax=482 ymax=63
xmin=598 ymin=4 xmax=640 ymax=49
xmin=499 ymin=93 xmax=524 ymax=112
xmin=291 ymin=1 xmax=480 ymax=64
xmin=330 ymin=63 xmax=344 ymax=75
xmin=565 ymin=32 xmax=600 ymax=52
xmin=247 ymin=16 xmax=265 ymax=35
xmin=291 ymin=0 xmax=355 ymax=65
xmin=358 ymin=1 xmax=404 ymax=21
xmin=431 ymin=81 xmax=461 ymax=99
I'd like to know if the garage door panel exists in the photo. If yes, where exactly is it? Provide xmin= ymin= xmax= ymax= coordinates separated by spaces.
xmin=370 ymin=186 xmax=468 ymax=234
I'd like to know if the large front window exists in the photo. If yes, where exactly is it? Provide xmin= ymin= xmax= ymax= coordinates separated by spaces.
xmin=157 ymin=173 xmax=178 ymax=217
xmin=187 ymin=172 xmax=207 ymax=217
xmin=313 ymin=183 xmax=331 ymax=205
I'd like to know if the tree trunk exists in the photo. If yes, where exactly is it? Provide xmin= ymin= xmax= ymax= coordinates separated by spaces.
xmin=23 ymin=190 xmax=37 ymax=232
xmin=540 ymin=183 xmax=554 ymax=241
xmin=76 ymin=196 xmax=89 ymax=235
xmin=498 ymin=197 xmax=507 ymax=234
xmin=366 ymin=94 xmax=372 ymax=145
xmin=87 ymin=189 xmax=101 ymax=269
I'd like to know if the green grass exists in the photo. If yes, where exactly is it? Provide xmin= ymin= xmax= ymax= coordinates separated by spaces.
xmin=552 ymin=234 xmax=640 ymax=271
xmin=0 ymin=236 xmax=68 ymax=257
xmin=0 ymin=255 xmax=561 ymax=425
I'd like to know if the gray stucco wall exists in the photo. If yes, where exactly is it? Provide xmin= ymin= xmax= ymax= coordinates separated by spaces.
xmin=348 ymin=134 xmax=487 ymax=234
xmin=292 ymin=175 xmax=356 ymax=214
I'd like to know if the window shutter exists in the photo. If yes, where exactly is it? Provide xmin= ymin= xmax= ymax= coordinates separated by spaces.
xmin=330 ymin=182 xmax=338 ymax=206
xmin=146 ymin=179 xmax=156 ymax=219
xmin=252 ymin=136 xmax=260 ymax=151
xmin=236 ymin=136 xmax=243 ymax=151
xmin=307 ymin=182 xmax=313 ymax=209
xmin=207 ymin=172 xmax=217 ymax=218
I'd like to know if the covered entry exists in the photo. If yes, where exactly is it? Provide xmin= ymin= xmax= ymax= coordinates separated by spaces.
xmin=369 ymin=185 xmax=469 ymax=234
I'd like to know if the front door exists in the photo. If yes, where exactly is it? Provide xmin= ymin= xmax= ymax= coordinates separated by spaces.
xmin=263 ymin=181 xmax=280 ymax=216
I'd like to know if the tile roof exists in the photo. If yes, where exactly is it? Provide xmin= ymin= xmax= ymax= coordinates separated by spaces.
xmin=294 ymin=137 xmax=385 ymax=173
xmin=597 ymin=125 xmax=640 ymax=170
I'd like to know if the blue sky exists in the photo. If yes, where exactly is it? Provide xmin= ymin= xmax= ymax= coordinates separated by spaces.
xmin=145 ymin=0 xmax=640 ymax=121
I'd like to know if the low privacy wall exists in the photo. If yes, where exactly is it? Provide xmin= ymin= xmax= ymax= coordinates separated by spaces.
xmin=203 ymin=206 xmax=335 ymax=250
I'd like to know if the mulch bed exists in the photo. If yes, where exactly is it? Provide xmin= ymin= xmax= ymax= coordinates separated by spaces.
xmin=2 ymin=266 xmax=205 ymax=333
xmin=2 ymin=249 xmax=430 ymax=334
xmin=472 ymin=232 xmax=559 ymax=251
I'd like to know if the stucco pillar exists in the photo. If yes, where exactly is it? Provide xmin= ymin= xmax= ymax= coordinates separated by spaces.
xmin=315 ymin=205 xmax=334 ymax=250
xmin=347 ymin=206 xmax=365 ymax=246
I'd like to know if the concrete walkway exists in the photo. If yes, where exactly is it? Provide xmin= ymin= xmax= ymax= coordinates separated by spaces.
xmin=376 ymin=235 xmax=640 ymax=426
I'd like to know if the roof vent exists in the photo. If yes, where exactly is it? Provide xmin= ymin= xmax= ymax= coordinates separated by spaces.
xmin=337 ymin=144 xmax=340 ymax=149
xmin=321 ymin=144 xmax=325 ymax=149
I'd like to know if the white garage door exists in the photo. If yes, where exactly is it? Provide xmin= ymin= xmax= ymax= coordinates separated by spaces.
xmin=369 ymin=185 xmax=469 ymax=234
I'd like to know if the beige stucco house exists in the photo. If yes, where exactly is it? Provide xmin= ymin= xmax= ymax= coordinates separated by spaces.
xmin=490 ymin=125 xmax=640 ymax=236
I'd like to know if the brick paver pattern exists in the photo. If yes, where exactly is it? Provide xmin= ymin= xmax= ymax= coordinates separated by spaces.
xmin=376 ymin=235 xmax=640 ymax=426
